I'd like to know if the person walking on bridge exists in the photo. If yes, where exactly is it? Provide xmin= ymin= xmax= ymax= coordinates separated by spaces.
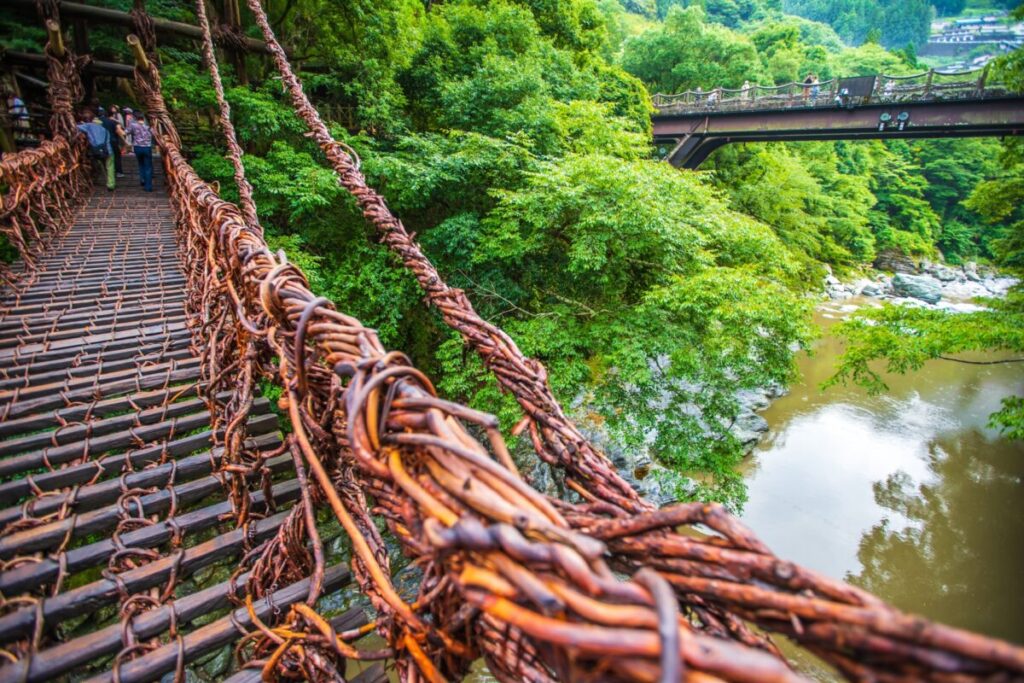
xmin=98 ymin=106 xmax=127 ymax=178
xmin=76 ymin=109 xmax=115 ymax=191
xmin=127 ymin=111 xmax=155 ymax=192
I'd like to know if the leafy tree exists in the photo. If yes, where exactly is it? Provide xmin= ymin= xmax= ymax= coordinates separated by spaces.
xmin=463 ymin=153 xmax=813 ymax=504
xmin=782 ymin=0 xmax=930 ymax=48
xmin=621 ymin=6 xmax=764 ymax=91
xmin=931 ymin=0 xmax=966 ymax=16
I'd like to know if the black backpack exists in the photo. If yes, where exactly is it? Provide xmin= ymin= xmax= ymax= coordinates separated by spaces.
xmin=88 ymin=142 xmax=109 ymax=159
xmin=87 ymin=126 xmax=110 ymax=159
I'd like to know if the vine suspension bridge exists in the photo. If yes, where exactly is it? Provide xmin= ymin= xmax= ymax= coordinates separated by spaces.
xmin=2 ymin=3 xmax=1024 ymax=682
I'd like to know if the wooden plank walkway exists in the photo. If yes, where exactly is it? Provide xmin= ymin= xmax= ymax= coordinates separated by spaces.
xmin=0 ymin=163 xmax=360 ymax=681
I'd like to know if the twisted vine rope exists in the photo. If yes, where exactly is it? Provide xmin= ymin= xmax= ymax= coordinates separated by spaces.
xmin=0 ymin=8 xmax=88 ymax=286
xmin=118 ymin=3 xmax=1024 ymax=681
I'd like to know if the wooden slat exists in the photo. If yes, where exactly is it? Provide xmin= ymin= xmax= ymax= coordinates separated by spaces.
xmin=0 ymin=430 xmax=280 ymax=525
xmin=0 ymin=383 xmax=201 ymax=439
xmin=81 ymin=564 xmax=355 ymax=683
xmin=0 ymin=430 xmax=282 ymax=557
xmin=0 ymin=404 xmax=214 ymax=478
xmin=0 ymin=366 xmax=202 ymax=421
xmin=0 ymin=394 xmax=212 ymax=457
xmin=0 ymin=474 xmax=299 ymax=594
xmin=0 ymin=508 xmax=295 ymax=642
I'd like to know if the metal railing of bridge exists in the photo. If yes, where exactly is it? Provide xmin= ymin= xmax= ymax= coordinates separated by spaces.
xmin=651 ymin=66 xmax=1010 ymax=114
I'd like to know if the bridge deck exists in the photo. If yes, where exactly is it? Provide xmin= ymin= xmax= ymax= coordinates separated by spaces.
xmin=0 ymin=165 xmax=383 ymax=682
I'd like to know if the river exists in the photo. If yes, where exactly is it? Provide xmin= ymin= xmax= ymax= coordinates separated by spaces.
xmin=740 ymin=296 xmax=1024 ymax=669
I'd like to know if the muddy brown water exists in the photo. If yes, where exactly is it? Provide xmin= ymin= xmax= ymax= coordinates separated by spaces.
xmin=741 ymin=297 xmax=1024 ymax=672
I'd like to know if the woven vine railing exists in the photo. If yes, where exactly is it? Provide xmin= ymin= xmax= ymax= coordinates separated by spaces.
xmin=11 ymin=4 xmax=1007 ymax=681
xmin=0 ymin=11 xmax=89 ymax=286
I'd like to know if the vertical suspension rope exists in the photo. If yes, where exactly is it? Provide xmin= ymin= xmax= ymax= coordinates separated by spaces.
xmin=194 ymin=0 xmax=261 ymax=232
xmin=244 ymin=0 xmax=648 ymax=517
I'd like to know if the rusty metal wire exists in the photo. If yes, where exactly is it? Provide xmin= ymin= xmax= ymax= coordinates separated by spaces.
xmin=119 ymin=7 xmax=1024 ymax=680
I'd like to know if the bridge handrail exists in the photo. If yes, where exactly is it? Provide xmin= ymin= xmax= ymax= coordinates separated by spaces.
xmin=652 ymin=66 xmax=1002 ymax=112
xmin=0 ymin=18 xmax=90 ymax=283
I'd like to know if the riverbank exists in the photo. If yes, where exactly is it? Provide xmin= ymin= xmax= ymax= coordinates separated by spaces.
xmin=824 ymin=259 xmax=1017 ymax=308
xmin=563 ymin=259 xmax=1019 ymax=508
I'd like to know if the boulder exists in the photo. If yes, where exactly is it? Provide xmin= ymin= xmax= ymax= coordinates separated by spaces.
xmin=892 ymin=273 xmax=942 ymax=304
xmin=942 ymin=280 xmax=991 ymax=300
xmin=928 ymin=263 xmax=959 ymax=282
xmin=873 ymin=249 xmax=917 ymax=274
xmin=860 ymin=282 xmax=882 ymax=296
xmin=733 ymin=412 xmax=770 ymax=448
xmin=827 ymin=284 xmax=852 ymax=300
xmin=963 ymin=262 xmax=982 ymax=282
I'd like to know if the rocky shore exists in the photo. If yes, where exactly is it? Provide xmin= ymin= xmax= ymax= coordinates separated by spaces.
xmin=824 ymin=258 xmax=1017 ymax=309
xmin=558 ymin=258 xmax=1017 ymax=508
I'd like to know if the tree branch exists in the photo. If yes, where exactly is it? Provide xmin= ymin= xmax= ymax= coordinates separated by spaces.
xmin=937 ymin=355 xmax=1024 ymax=365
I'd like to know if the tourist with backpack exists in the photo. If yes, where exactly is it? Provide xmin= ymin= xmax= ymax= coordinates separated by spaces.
xmin=127 ymin=111 xmax=155 ymax=192
xmin=77 ymin=109 xmax=115 ymax=191
xmin=98 ymin=106 xmax=127 ymax=178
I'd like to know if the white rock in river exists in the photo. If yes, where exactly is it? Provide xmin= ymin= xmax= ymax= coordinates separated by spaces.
xmin=942 ymin=280 xmax=992 ymax=300
xmin=892 ymin=273 xmax=942 ymax=304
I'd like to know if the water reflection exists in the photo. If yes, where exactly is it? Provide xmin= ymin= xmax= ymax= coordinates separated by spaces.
xmin=742 ymin=299 xmax=1024 ymax=648
xmin=850 ymin=430 xmax=1024 ymax=643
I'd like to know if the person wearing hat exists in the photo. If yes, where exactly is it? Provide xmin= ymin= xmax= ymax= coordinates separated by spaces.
xmin=109 ymin=104 xmax=124 ymax=129
xmin=77 ymin=108 xmax=115 ymax=191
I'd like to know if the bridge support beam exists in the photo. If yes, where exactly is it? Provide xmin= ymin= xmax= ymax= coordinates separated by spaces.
xmin=654 ymin=97 xmax=1024 ymax=168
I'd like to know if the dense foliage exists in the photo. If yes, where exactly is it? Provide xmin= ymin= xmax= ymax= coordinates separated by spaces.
xmin=11 ymin=0 xmax=1018 ymax=508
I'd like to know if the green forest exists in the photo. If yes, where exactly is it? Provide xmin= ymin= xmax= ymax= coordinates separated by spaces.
xmin=5 ymin=0 xmax=1021 ymax=510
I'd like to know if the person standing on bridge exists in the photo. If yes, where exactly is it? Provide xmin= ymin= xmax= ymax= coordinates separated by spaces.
xmin=98 ymin=107 xmax=127 ymax=179
xmin=127 ymin=111 xmax=155 ymax=192
xmin=77 ymin=109 xmax=115 ymax=192
xmin=123 ymin=107 xmax=135 ymax=151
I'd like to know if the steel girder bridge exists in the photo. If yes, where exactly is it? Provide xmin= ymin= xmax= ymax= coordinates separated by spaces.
xmin=651 ymin=70 xmax=1024 ymax=168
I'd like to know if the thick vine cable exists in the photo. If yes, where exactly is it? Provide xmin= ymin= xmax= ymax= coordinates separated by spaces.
xmin=116 ymin=4 xmax=1024 ymax=681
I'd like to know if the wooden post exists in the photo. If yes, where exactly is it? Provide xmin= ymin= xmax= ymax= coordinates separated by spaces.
xmin=924 ymin=69 xmax=934 ymax=97
xmin=977 ymin=64 xmax=989 ymax=96
xmin=7 ymin=0 xmax=276 ymax=54
xmin=127 ymin=34 xmax=151 ymax=71
xmin=0 ymin=117 xmax=15 ymax=153
xmin=46 ymin=20 xmax=65 ymax=58
xmin=223 ymin=0 xmax=248 ymax=85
